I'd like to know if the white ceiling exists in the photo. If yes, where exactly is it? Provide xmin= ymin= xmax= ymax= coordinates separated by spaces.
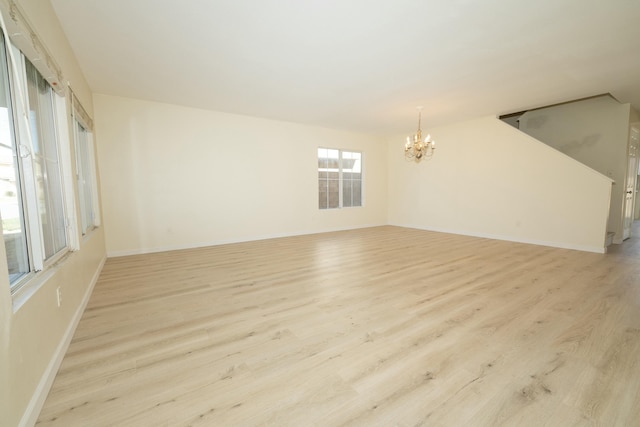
xmin=50 ymin=0 xmax=640 ymax=135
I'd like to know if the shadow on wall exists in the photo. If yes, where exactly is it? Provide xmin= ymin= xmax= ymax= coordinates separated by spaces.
xmin=522 ymin=115 xmax=548 ymax=129
xmin=559 ymin=134 xmax=601 ymax=156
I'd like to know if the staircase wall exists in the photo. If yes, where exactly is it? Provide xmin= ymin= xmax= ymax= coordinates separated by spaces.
xmin=388 ymin=115 xmax=613 ymax=253
xmin=519 ymin=95 xmax=633 ymax=243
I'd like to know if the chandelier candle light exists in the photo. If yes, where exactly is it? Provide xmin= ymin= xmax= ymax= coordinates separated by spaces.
xmin=404 ymin=106 xmax=435 ymax=162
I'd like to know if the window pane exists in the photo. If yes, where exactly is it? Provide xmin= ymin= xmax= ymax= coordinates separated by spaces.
xmin=75 ymin=121 xmax=94 ymax=234
xmin=318 ymin=177 xmax=328 ymax=209
xmin=318 ymin=148 xmax=341 ymax=210
xmin=317 ymin=148 xmax=362 ymax=209
xmin=317 ymin=148 xmax=328 ymax=169
xmin=344 ymin=151 xmax=362 ymax=207
xmin=318 ymin=148 xmax=327 ymax=209
xmin=343 ymin=151 xmax=361 ymax=173
xmin=0 ymin=34 xmax=29 ymax=284
xmin=352 ymin=179 xmax=362 ymax=206
xmin=342 ymin=178 xmax=352 ymax=207
xmin=328 ymin=175 xmax=339 ymax=208
xmin=26 ymin=60 xmax=66 ymax=259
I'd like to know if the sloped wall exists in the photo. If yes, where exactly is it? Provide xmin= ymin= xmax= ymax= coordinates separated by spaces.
xmin=388 ymin=115 xmax=613 ymax=252
xmin=518 ymin=95 xmax=630 ymax=243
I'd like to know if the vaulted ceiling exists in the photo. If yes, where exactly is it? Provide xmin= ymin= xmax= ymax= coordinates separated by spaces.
xmin=50 ymin=0 xmax=640 ymax=135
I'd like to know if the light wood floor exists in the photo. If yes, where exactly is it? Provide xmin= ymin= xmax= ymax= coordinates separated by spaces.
xmin=37 ymin=226 xmax=640 ymax=426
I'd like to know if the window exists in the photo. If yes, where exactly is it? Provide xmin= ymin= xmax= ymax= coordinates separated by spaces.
xmin=318 ymin=148 xmax=362 ymax=209
xmin=0 ymin=32 xmax=69 ymax=295
xmin=25 ymin=60 xmax=67 ymax=259
xmin=74 ymin=118 xmax=97 ymax=235
xmin=0 ymin=34 xmax=29 ymax=284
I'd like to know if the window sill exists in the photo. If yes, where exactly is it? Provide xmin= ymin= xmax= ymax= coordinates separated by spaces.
xmin=11 ymin=250 xmax=71 ymax=313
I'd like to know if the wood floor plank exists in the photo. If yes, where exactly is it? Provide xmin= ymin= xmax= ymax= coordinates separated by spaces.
xmin=36 ymin=225 xmax=640 ymax=426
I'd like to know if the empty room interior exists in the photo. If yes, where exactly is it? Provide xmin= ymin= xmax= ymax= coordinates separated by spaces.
xmin=2 ymin=0 xmax=640 ymax=426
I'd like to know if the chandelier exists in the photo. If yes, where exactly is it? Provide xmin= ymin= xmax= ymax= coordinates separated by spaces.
xmin=404 ymin=107 xmax=435 ymax=162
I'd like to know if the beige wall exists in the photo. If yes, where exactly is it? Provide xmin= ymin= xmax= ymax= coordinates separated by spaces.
xmin=0 ymin=2 xmax=106 ymax=426
xmin=388 ymin=116 xmax=613 ymax=252
xmin=519 ymin=96 xmax=630 ymax=243
xmin=94 ymin=94 xmax=388 ymax=256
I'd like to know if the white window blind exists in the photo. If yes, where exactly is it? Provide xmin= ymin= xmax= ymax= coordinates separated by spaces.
xmin=0 ymin=0 xmax=65 ymax=95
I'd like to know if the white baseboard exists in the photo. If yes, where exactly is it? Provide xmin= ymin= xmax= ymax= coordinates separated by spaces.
xmin=20 ymin=255 xmax=107 ymax=427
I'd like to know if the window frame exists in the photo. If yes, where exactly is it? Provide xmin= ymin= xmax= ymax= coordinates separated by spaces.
xmin=317 ymin=147 xmax=363 ymax=210
xmin=23 ymin=56 xmax=68 ymax=261
xmin=0 ymin=35 xmax=72 ymax=300
xmin=0 ymin=33 xmax=30 ymax=287
xmin=73 ymin=112 xmax=99 ymax=237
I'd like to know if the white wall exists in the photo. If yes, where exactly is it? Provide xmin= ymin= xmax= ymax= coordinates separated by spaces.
xmin=0 ymin=1 xmax=106 ymax=426
xmin=94 ymin=94 xmax=388 ymax=256
xmin=388 ymin=116 xmax=613 ymax=252
xmin=519 ymin=96 xmax=630 ymax=242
